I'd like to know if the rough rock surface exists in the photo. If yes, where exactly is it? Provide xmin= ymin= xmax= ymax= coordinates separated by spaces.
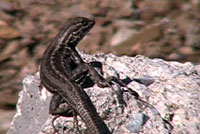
xmin=8 ymin=52 xmax=200 ymax=134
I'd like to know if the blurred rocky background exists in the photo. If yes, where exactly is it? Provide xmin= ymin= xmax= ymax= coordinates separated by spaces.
xmin=0 ymin=0 xmax=200 ymax=133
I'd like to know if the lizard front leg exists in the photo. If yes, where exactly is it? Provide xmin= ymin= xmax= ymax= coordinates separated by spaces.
xmin=69 ymin=62 xmax=139 ymax=98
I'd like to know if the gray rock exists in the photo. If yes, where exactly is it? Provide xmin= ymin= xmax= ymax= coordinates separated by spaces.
xmin=7 ymin=73 xmax=51 ymax=134
xmin=125 ymin=113 xmax=149 ymax=133
xmin=7 ymin=53 xmax=200 ymax=134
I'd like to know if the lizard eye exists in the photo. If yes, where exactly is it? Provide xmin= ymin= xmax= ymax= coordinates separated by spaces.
xmin=82 ymin=21 xmax=88 ymax=26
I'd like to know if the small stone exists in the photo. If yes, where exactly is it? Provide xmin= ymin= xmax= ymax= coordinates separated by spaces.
xmin=125 ymin=113 xmax=149 ymax=133
xmin=133 ymin=75 xmax=155 ymax=86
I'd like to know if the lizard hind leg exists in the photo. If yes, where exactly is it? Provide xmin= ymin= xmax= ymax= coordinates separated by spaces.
xmin=49 ymin=94 xmax=74 ymax=133
xmin=49 ymin=94 xmax=74 ymax=116
xmin=72 ymin=112 xmax=82 ymax=134
xmin=51 ymin=115 xmax=60 ymax=134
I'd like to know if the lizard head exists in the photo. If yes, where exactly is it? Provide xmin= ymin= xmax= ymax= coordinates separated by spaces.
xmin=61 ymin=17 xmax=95 ymax=48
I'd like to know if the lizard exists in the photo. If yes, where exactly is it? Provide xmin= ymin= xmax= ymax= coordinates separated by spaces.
xmin=40 ymin=17 xmax=113 ymax=134
xmin=40 ymin=17 xmax=141 ymax=134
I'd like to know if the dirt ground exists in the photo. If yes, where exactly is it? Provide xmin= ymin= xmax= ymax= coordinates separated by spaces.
xmin=0 ymin=0 xmax=200 ymax=133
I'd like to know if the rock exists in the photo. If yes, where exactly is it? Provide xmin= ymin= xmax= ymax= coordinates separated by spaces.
xmin=0 ymin=24 xmax=21 ymax=39
xmin=7 ymin=73 xmax=51 ymax=134
xmin=7 ymin=52 xmax=200 ymax=134
xmin=125 ymin=113 xmax=149 ymax=133
xmin=111 ymin=28 xmax=137 ymax=47
xmin=0 ymin=20 xmax=21 ymax=40
xmin=111 ymin=19 xmax=169 ymax=55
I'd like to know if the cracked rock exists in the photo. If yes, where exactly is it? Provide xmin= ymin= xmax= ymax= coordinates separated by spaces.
xmin=8 ymin=53 xmax=200 ymax=134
